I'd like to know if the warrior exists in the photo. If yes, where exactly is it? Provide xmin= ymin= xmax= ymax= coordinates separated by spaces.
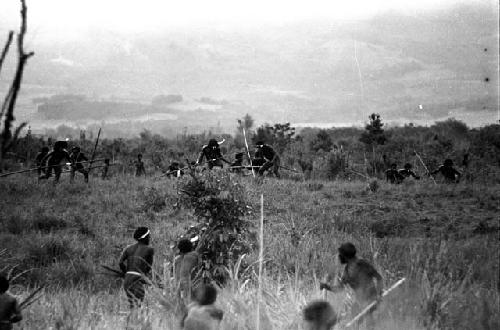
xmin=182 ymin=284 xmax=223 ymax=330
xmin=429 ymin=159 xmax=461 ymax=183
xmin=174 ymin=239 xmax=201 ymax=303
xmin=34 ymin=146 xmax=49 ymax=176
xmin=134 ymin=154 xmax=146 ymax=177
xmin=0 ymin=275 xmax=22 ymax=330
xmin=69 ymin=146 xmax=89 ymax=183
xmin=255 ymin=141 xmax=280 ymax=177
xmin=385 ymin=163 xmax=404 ymax=184
xmin=302 ymin=300 xmax=337 ymax=330
xmin=196 ymin=139 xmax=230 ymax=169
xmin=118 ymin=227 xmax=154 ymax=308
xmin=398 ymin=163 xmax=420 ymax=181
xmin=320 ymin=243 xmax=383 ymax=329
xmin=38 ymin=141 xmax=72 ymax=183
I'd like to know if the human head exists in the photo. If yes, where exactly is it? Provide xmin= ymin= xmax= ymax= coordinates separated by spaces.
xmin=255 ymin=141 xmax=264 ymax=148
xmin=390 ymin=163 xmax=397 ymax=170
xmin=41 ymin=146 xmax=49 ymax=153
xmin=338 ymin=242 xmax=356 ymax=264
xmin=208 ymin=139 xmax=218 ymax=148
xmin=444 ymin=159 xmax=453 ymax=167
xmin=133 ymin=227 xmax=150 ymax=244
xmin=194 ymin=284 xmax=218 ymax=305
xmin=104 ymin=158 xmax=110 ymax=165
xmin=303 ymin=300 xmax=337 ymax=330
xmin=0 ymin=274 xmax=9 ymax=294
xmin=404 ymin=163 xmax=412 ymax=170
xmin=178 ymin=238 xmax=193 ymax=254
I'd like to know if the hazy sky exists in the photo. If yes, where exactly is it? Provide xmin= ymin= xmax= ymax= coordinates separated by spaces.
xmin=0 ymin=0 xmax=495 ymax=36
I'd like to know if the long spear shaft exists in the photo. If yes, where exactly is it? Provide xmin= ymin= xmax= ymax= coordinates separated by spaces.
xmin=345 ymin=278 xmax=406 ymax=328
xmin=238 ymin=120 xmax=255 ymax=178
xmin=414 ymin=150 xmax=436 ymax=185
xmin=0 ymin=158 xmax=106 ymax=178
xmin=87 ymin=128 xmax=101 ymax=173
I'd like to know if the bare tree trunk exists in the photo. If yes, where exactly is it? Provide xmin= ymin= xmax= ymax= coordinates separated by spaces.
xmin=0 ymin=31 xmax=14 ymax=77
xmin=0 ymin=0 xmax=34 ymax=172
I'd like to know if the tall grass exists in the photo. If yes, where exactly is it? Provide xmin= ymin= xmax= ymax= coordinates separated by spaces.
xmin=1 ymin=173 xmax=498 ymax=329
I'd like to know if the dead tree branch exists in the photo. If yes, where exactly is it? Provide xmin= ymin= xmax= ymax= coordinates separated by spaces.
xmin=0 ymin=0 xmax=34 ymax=169
xmin=0 ymin=31 xmax=14 ymax=76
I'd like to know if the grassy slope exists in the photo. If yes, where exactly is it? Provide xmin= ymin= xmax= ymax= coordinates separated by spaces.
xmin=0 ymin=173 xmax=498 ymax=329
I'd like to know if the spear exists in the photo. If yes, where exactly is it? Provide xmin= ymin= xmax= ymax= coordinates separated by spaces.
xmin=87 ymin=127 xmax=101 ymax=174
xmin=414 ymin=150 xmax=436 ymax=185
xmin=344 ymin=278 xmax=406 ymax=328
xmin=19 ymin=286 xmax=44 ymax=310
xmin=0 ymin=158 xmax=107 ymax=178
xmin=238 ymin=119 xmax=255 ymax=178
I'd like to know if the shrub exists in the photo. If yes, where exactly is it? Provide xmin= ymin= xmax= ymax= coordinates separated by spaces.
xmin=178 ymin=171 xmax=255 ymax=284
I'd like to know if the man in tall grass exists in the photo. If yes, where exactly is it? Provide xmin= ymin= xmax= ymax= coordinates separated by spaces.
xmin=174 ymin=238 xmax=201 ymax=303
xmin=196 ymin=139 xmax=230 ymax=169
xmin=429 ymin=159 xmax=461 ymax=183
xmin=38 ymin=141 xmax=72 ymax=183
xmin=320 ymin=242 xmax=383 ymax=329
xmin=0 ymin=275 xmax=22 ymax=330
xmin=119 ymin=227 xmax=154 ymax=308
xmin=255 ymin=141 xmax=280 ymax=178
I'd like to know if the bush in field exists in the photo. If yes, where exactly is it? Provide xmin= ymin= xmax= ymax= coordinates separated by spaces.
xmin=140 ymin=186 xmax=167 ymax=212
xmin=178 ymin=171 xmax=255 ymax=284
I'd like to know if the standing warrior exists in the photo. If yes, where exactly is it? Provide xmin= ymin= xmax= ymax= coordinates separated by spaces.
xmin=320 ymin=242 xmax=383 ymax=329
xmin=0 ymin=275 xmax=22 ymax=330
xmin=38 ymin=141 xmax=72 ymax=183
xmin=429 ymin=159 xmax=461 ymax=183
xmin=101 ymin=158 xmax=110 ymax=180
xmin=255 ymin=141 xmax=280 ymax=178
xmin=174 ymin=239 xmax=201 ymax=303
xmin=69 ymin=146 xmax=89 ymax=183
xmin=119 ymin=227 xmax=154 ymax=308
xmin=34 ymin=146 xmax=49 ymax=176
xmin=134 ymin=154 xmax=146 ymax=177
xmin=385 ymin=163 xmax=404 ymax=184
xmin=196 ymin=139 xmax=230 ymax=170
xmin=398 ymin=163 xmax=420 ymax=181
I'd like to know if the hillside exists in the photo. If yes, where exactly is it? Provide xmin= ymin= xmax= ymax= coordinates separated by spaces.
xmin=0 ymin=3 xmax=498 ymax=133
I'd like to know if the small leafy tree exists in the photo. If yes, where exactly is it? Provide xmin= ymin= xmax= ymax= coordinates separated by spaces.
xmin=359 ymin=113 xmax=387 ymax=146
xmin=252 ymin=122 xmax=295 ymax=154
xmin=310 ymin=129 xmax=333 ymax=152
xmin=178 ymin=171 xmax=255 ymax=284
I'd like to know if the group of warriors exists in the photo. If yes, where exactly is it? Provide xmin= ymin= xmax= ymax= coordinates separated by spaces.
xmin=385 ymin=159 xmax=462 ymax=184
xmin=152 ymin=138 xmax=282 ymax=179
xmin=28 ymin=137 xmax=462 ymax=185
xmin=34 ymin=140 xmax=110 ymax=183
xmin=107 ymin=226 xmax=385 ymax=329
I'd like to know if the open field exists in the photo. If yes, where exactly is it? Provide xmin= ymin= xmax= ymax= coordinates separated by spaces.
xmin=0 ymin=172 xmax=499 ymax=329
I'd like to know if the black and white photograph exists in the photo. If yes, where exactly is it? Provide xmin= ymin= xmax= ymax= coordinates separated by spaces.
xmin=0 ymin=0 xmax=498 ymax=329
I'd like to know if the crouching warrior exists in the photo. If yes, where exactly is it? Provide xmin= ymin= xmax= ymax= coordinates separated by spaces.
xmin=69 ymin=146 xmax=89 ymax=183
xmin=255 ymin=141 xmax=280 ymax=178
xmin=320 ymin=242 xmax=383 ymax=329
xmin=196 ymin=139 xmax=230 ymax=169
xmin=38 ymin=141 xmax=72 ymax=183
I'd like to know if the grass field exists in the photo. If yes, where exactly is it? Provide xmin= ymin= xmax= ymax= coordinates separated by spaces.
xmin=0 ymin=171 xmax=498 ymax=329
